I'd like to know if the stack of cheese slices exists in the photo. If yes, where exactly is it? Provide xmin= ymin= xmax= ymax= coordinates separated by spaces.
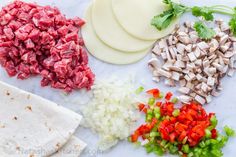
xmin=82 ymin=0 xmax=178 ymax=65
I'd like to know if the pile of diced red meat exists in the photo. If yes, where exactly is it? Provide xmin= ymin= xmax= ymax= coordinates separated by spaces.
xmin=0 ymin=1 xmax=95 ymax=92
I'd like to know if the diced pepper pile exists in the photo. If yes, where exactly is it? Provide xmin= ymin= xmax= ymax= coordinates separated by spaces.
xmin=130 ymin=88 xmax=235 ymax=157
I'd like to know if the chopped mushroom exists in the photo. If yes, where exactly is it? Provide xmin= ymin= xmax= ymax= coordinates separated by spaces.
xmin=195 ymin=95 xmax=206 ymax=104
xmin=188 ymin=52 xmax=197 ymax=62
xmin=197 ymin=42 xmax=209 ymax=50
xmin=148 ymin=58 xmax=162 ymax=70
xmin=220 ymin=34 xmax=229 ymax=45
xmin=152 ymin=76 xmax=160 ymax=83
xmin=178 ymin=87 xmax=190 ymax=94
xmin=209 ymin=39 xmax=219 ymax=53
xmin=149 ymin=20 xmax=235 ymax=104
xmin=178 ymin=95 xmax=192 ymax=103
xmin=172 ymin=72 xmax=180 ymax=81
xmin=157 ymin=69 xmax=172 ymax=78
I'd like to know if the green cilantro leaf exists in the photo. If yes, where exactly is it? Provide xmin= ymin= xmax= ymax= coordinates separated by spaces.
xmin=192 ymin=6 xmax=214 ymax=21
xmin=229 ymin=15 xmax=236 ymax=36
xmin=172 ymin=3 xmax=188 ymax=16
xmin=194 ymin=21 xmax=216 ymax=40
xmin=151 ymin=10 xmax=174 ymax=30
xmin=163 ymin=0 xmax=171 ymax=4
xmin=151 ymin=0 xmax=188 ymax=31
xmin=152 ymin=0 xmax=236 ymax=38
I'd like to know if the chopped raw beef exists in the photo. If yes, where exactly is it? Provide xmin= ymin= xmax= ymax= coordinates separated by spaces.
xmin=0 ymin=0 xmax=94 ymax=92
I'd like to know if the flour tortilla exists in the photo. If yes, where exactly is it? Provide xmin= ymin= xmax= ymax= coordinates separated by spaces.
xmin=51 ymin=136 xmax=86 ymax=157
xmin=0 ymin=81 xmax=82 ymax=157
xmin=82 ymin=5 xmax=150 ymax=65
xmin=91 ymin=0 xmax=154 ymax=52
xmin=111 ymin=0 xmax=179 ymax=41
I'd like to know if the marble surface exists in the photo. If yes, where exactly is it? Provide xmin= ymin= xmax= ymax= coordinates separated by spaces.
xmin=1 ymin=0 xmax=236 ymax=157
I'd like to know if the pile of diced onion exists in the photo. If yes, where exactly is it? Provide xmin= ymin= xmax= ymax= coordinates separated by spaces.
xmin=82 ymin=79 xmax=139 ymax=150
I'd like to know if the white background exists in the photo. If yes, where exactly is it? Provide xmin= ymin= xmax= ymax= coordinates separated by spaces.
xmin=1 ymin=0 xmax=236 ymax=157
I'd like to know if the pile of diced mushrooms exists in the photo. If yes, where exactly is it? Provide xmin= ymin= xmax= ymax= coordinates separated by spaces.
xmin=149 ymin=20 xmax=236 ymax=104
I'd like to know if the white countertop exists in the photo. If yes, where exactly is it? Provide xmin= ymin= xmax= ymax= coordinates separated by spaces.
xmin=1 ymin=0 xmax=236 ymax=157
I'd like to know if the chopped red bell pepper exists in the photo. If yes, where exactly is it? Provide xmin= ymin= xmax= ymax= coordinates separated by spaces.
xmin=178 ymin=130 xmax=187 ymax=142
xmin=130 ymin=88 xmax=226 ymax=156
xmin=146 ymin=88 xmax=160 ymax=98
xmin=156 ymin=101 xmax=162 ymax=107
xmin=151 ymin=118 xmax=158 ymax=127
xmin=131 ymin=133 xmax=139 ymax=142
xmin=143 ymin=108 xmax=147 ymax=114
xmin=182 ymin=154 xmax=187 ymax=157
xmin=165 ymin=92 xmax=173 ymax=100
xmin=169 ymin=132 xmax=176 ymax=143
xmin=160 ymin=128 xmax=170 ymax=140
xmin=211 ymin=129 xmax=218 ymax=139
xmin=138 ymin=103 xmax=145 ymax=112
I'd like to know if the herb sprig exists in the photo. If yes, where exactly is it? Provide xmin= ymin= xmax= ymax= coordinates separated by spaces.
xmin=194 ymin=22 xmax=216 ymax=40
xmin=151 ymin=0 xmax=236 ymax=39
xmin=151 ymin=0 xmax=190 ymax=31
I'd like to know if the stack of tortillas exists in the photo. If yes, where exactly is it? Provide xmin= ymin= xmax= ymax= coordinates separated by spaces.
xmin=0 ymin=81 xmax=86 ymax=157
xmin=81 ymin=0 xmax=178 ymax=65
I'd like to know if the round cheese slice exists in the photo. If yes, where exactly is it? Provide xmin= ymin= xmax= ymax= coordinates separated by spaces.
xmin=111 ymin=0 xmax=179 ymax=41
xmin=91 ymin=0 xmax=154 ymax=52
xmin=82 ymin=5 xmax=150 ymax=65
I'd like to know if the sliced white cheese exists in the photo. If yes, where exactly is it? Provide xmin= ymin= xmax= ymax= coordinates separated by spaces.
xmin=111 ymin=0 xmax=179 ymax=40
xmin=92 ymin=0 xmax=154 ymax=52
xmin=82 ymin=5 xmax=150 ymax=65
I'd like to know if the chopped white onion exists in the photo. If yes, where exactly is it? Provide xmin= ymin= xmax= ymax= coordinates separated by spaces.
xmin=82 ymin=79 xmax=139 ymax=150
